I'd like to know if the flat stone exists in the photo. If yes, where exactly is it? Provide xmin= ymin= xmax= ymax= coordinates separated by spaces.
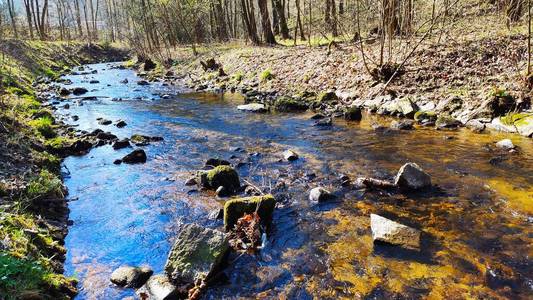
xmin=237 ymin=103 xmax=267 ymax=113
xmin=394 ymin=162 xmax=431 ymax=190
xmin=370 ymin=214 xmax=420 ymax=249
xmin=164 ymin=224 xmax=229 ymax=284
xmin=496 ymin=139 xmax=515 ymax=150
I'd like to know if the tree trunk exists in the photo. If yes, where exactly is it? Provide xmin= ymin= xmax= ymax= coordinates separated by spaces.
xmin=258 ymin=0 xmax=276 ymax=44
xmin=7 ymin=0 xmax=18 ymax=38
xmin=273 ymin=0 xmax=290 ymax=39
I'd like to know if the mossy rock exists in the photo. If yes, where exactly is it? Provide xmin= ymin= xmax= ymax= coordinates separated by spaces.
xmin=317 ymin=91 xmax=338 ymax=103
xmin=414 ymin=110 xmax=437 ymax=122
xmin=223 ymin=194 xmax=276 ymax=231
xmin=344 ymin=106 xmax=362 ymax=121
xmin=202 ymin=165 xmax=240 ymax=192
xmin=501 ymin=113 xmax=533 ymax=137
xmin=435 ymin=114 xmax=461 ymax=129
xmin=273 ymin=96 xmax=308 ymax=112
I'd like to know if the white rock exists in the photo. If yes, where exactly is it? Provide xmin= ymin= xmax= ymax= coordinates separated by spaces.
xmin=370 ymin=214 xmax=420 ymax=249
xmin=309 ymin=187 xmax=332 ymax=202
xmin=283 ymin=150 xmax=299 ymax=161
xmin=495 ymin=139 xmax=515 ymax=150
xmin=138 ymin=274 xmax=179 ymax=300
xmin=110 ymin=265 xmax=153 ymax=288
xmin=237 ymin=103 xmax=266 ymax=113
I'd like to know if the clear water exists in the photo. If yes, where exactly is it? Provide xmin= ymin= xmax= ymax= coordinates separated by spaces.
xmin=58 ymin=63 xmax=533 ymax=299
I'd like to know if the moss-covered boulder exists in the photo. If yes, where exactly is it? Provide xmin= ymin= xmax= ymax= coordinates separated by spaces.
xmin=414 ymin=110 xmax=437 ymax=123
xmin=200 ymin=165 xmax=240 ymax=192
xmin=435 ymin=114 xmax=462 ymax=129
xmin=164 ymin=224 xmax=228 ymax=284
xmin=500 ymin=113 xmax=533 ymax=137
xmin=317 ymin=91 xmax=338 ymax=103
xmin=223 ymin=194 xmax=276 ymax=231
xmin=273 ymin=96 xmax=308 ymax=112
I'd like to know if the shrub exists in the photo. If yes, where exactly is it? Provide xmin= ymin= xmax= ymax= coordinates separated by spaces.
xmin=28 ymin=116 xmax=56 ymax=139
xmin=259 ymin=69 xmax=275 ymax=82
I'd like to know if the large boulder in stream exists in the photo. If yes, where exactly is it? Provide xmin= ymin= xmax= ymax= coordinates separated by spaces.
xmin=110 ymin=265 xmax=153 ymax=288
xmin=370 ymin=214 xmax=420 ymax=249
xmin=199 ymin=165 xmax=240 ymax=192
xmin=223 ymin=194 xmax=276 ymax=231
xmin=164 ymin=223 xmax=229 ymax=284
xmin=394 ymin=162 xmax=431 ymax=190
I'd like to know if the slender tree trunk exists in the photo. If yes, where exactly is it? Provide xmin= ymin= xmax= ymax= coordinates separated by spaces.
xmin=258 ymin=0 xmax=276 ymax=44
xmin=7 ymin=0 xmax=18 ymax=38
xmin=273 ymin=0 xmax=290 ymax=39
xmin=23 ymin=0 xmax=34 ymax=39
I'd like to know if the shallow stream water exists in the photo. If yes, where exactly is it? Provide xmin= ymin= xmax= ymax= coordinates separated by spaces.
xmin=57 ymin=63 xmax=533 ymax=299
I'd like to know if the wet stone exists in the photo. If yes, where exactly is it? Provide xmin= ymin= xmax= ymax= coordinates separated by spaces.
xmin=495 ymin=139 xmax=514 ymax=150
xmin=309 ymin=187 xmax=333 ymax=202
xmin=113 ymin=139 xmax=131 ymax=150
xmin=110 ymin=265 xmax=153 ymax=288
xmin=394 ymin=162 xmax=431 ymax=190
xmin=115 ymin=120 xmax=127 ymax=128
xmin=223 ymin=194 xmax=276 ymax=231
xmin=122 ymin=149 xmax=147 ymax=164
xmin=370 ymin=214 xmax=420 ymax=249
xmin=283 ymin=149 xmax=299 ymax=161
xmin=138 ymin=274 xmax=180 ymax=300
xmin=98 ymin=118 xmax=112 ymax=125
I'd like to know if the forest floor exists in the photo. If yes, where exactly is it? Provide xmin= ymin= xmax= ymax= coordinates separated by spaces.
xmin=142 ymin=16 xmax=533 ymax=137
xmin=0 ymin=40 xmax=127 ymax=299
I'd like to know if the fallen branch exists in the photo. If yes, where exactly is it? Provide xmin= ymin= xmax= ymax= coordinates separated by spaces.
xmin=357 ymin=177 xmax=397 ymax=189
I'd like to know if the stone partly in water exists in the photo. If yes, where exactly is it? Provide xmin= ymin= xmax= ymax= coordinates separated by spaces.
xmin=223 ymin=194 xmax=276 ymax=231
xmin=138 ymin=274 xmax=180 ymax=300
xmin=164 ymin=223 xmax=229 ymax=284
xmin=98 ymin=118 xmax=112 ymax=125
xmin=370 ymin=214 xmax=420 ymax=249
xmin=283 ymin=149 xmax=299 ymax=161
xmin=122 ymin=149 xmax=147 ymax=164
xmin=116 ymin=120 xmax=127 ymax=128
xmin=495 ymin=139 xmax=515 ymax=150
xmin=344 ymin=106 xmax=362 ymax=121
xmin=273 ymin=96 xmax=308 ymax=112
xmin=308 ymin=187 xmax=334 ymax=202
xmin=314 ymin=117 xmax=333 ymax=127
xmin=390 ymin=119 xmax=415 ymax=130
xmin=110 ymin=265 xmax=153 ymax=288
xmin=201 ymin=165 xmax=240 ymax=192
xmin=237 ymin=103 xmax=267 ymax=113
xmin=394 ymin=162 xmax=431 ymax=190
xmin=113 ymin=139 xmax=131 ymax=150
xmin=204 ymin=158 xmax=230 ymax=167
xmin=72 ymin=87 xmax=88 ymax=95
xmin=397 ymin=98 xmax=418 ymax=118
xmin=435 ymin=115 xmax=462 ymax=130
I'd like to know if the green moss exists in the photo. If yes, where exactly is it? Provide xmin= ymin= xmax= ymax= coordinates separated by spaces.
xmin=273 ymin=96 xmax=308 ymax=112
xmin=205 ymin=165 xmax=240 ymax=191
xmin=414 ymin=110 xmax=437 ymax=122
xmin=223 ymin=195 xmax=276 ymax=231
xmin=500 ymin=112 xmax=532 ymax=126
xmin=44 ymin=136 xmax=70 ymax=151
xmin=32 ymin=151 xmax=61 ymax=174
xmin=233 ymin=72 xmax=244 ymax=82
xmin=259 ymin=69 xmax=275 ymax=82
xmin=24 ymin=170 xmax=63 ymax=201
xmin=317 ymin=91 xmax=338 ymax=102
xmin=0 ymin=253 xmax=76 ymax=300
xmin=28 ymin=116 xmax=56 ymax=139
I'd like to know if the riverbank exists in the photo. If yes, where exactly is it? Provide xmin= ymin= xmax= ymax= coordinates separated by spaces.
xmin=135 ymin=28 xmax=533 ymax=138
xmin=0 ymin=40 xmax=128 ymax=299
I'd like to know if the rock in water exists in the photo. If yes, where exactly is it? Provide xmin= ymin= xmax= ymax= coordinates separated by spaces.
xmin=308 ymin=187 xmax=333 ymax=202
xmin=237 ymin=103 xmax=267 ymax=113
xmin=283 ymin=150 xmax=299 ymax=161
xmin=122 ymin=149 xmax=147 ymax=164
xmin=344 ymin=107 xmax=362 ymax=121
xmin=138 ymin=274 xmax=179 ymax=300
xmin=110 ymin=265 xmax=153 ymax=288
xmin=204 ymin=158 xmax=230 ymax=167
xmin=394 ymin=162 xmax=431 ymax=190
xmin=72 ymin=87 xmax=88 ymax=95
xmin=115 ymin=120 xmax=128 ymax=128
xmin=200 ymin=165 xmax=240 ymax=192
xmin=390 ymin=119 xmax=414 ymax=130
xmin=113 ymin=139 xmax=131 ymax=150
xmin=496 ymin=139 xmax=515 ymax=150
xmin=370 ymin=214 xmax=420 ymax=249
xmin=223 ymin=195 xmax=276 ymax=231
xmin=164 ymin=224 xmax=229 ymax=284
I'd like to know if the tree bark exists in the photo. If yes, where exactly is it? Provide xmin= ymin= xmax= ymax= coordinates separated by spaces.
xmin=258 ymin=0 xmax=276 ymax=44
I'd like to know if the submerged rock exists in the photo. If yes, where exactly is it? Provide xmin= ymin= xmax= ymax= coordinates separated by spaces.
xmin=283 ymin=149 xmax=299 ymax=161
xmin=237 ymin=103 xmax=267 ymax=113
xmin=204 ymin=158 xmax=230 ymax=167
xmin=394 ymin=163 xmax=431 ymax=190
xmin=308 ymin=187 xmax=333 ymax=202
xmin=98 ymin=118 xmax=112 ymax=125
xmin=370 ymin=214 xmax=420 ymax=249
xmin=200 ymin=165 xmax=240 ymax=192
xmin=137 ymin=80 xmax=150 ymax=86
xmin=314 ymin=117 xmax=332 ymax=127
xmin=122 ymin=149 xmax=147 ymax=164
xmin=138 ymin=274 xmax=180 ymax=300
xmin=110 ymin=265 xmax=153 ymax=288
xmin=96 ymin=131 xmax=117 ymax=141
xmin=223 ymin=194 xmax=276 ymax=231
xmin=164 ymin=223 xmax=229 ymax=284
xmin=495 ymin=139 xmax=515 ymax=150
xmin=116 ymin=120 xmax=127 ymax=128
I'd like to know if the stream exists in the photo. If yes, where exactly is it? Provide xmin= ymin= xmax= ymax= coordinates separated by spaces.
xmin=55 ymin=63 xmax=533 ymax=299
